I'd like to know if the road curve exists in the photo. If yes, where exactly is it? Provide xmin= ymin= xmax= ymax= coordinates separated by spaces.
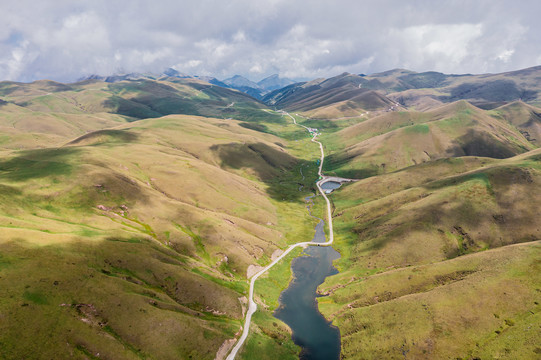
xmin=225 ymin=112 xmax=335 ymax=360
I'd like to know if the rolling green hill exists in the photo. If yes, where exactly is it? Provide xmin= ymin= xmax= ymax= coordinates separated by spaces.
xmin=263 ymin=66 xmax=541 ymax=121
xmin=0 ymin=79 xmax=318 ymax=359
xmin=318 ymin=149 xmax=541 ymax=359
xmin=489 ymin=101 xmax=541 ymax=146
xmin=0 ymin=77 xmax=281 ymax=150
xmin=261 ymin=66 xmax=541 ymax=359
xmin=1 ymin=66 xmax=541 ymax=360
xmin=276 ymin=68 xmax=541 ymax=359
xmin=321 ymin=101 xmax=536 ymax=178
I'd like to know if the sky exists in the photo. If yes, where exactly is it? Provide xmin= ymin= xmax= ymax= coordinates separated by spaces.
xmin=1 ymin=0 xmax=540 ymax=83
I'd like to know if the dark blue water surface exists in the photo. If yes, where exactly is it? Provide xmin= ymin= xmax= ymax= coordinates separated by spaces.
xmin=274 ymin=219 xmax=341 ymax=360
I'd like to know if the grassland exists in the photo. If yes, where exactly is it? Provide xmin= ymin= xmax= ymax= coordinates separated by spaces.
xmin=1 ymin=69 xmax=541 ymax=360
xmin=0 ymin=77 xmax=283 ymax=150
xmin=0 ymin=79 xmax=325 ymax=359
xmin=321 ymin=101 xmax=536 ymax=178
xmin=268 ymin=69 xmax=541 ymax=358
xmin=310 ymin=99 xmax=541 ymax=358
xmin=488 ymin=101 xmax=541 ymax=146
xmin=314 ymin=149 xmax=541 ymax=358
xmin=319 ymin=241 xmax=540 ymax=359
xmin=361 ymin=65 xmax=541 ymax=109
xmin=264 ymin=66 xmax=541 ymax=121
xmin=266 ymin=69 xmax=541 ymax=359
xmin=263 ymin=73 xmax=395 ymax=120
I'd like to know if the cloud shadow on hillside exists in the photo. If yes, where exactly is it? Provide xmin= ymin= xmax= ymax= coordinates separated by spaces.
xmin=67 ymin=129 xmax=139 ymax=146
xmin=210 ymin=142 xmax=309 ymax=202
xmin=323 ymin=149 xmax=380 ymax=179
xmin=0 ymin=148 xmax=81 ymax=182
xmin=447 ymin=129 xmax=520 ymax=159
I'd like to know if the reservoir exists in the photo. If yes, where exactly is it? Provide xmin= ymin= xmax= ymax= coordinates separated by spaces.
xmin=320 ymin=181 xmax=341 ymax=192
xmin=274 ymin=218 xmax=341 ymax=360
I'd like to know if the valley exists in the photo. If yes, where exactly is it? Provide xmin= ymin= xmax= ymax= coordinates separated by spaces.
xmin=0 ymin=66 xmax=540 ymax=360
xmin=227 ymin=111 xmax=343 ymax=360
xmin=271 ymin=69 xmax=541 ymax=359
xmin=0 ymin=77 xmax=322 ymax=359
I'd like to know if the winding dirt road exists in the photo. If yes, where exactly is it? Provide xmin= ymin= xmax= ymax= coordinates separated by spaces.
xmin=225 ymin=112 xmax=335 ymax=360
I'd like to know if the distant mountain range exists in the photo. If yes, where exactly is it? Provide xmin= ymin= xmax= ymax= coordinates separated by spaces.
xmin=80 ymin=69 xmax=295 ymax=100
xmin=263 ymin=66 xmax=541 ymax=117
xmin=222 ymin=74 xmax=296 ymax=99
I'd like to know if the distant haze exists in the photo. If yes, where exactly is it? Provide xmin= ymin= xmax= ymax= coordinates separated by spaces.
xmin=1 ymin=0 xmax=540 ymax=83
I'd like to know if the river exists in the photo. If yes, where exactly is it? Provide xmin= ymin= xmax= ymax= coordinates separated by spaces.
xmin=274 ymin=195 xmax=341 ymax=360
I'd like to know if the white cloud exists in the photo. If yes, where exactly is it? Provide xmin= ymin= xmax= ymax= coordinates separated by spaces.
xmin=389 ymin=23 xmax=483 ymax=72
xmin=186 ymin=60 xmax=202 ymax=68
xmin=250 ymin=64 xmax=263 ymax=73
xmin=0 ymin=0 xmax=540 ymax=82
xmin=233 ymin=31 xmax=247 ymax=42
xmin=497 ymin=50 xmax=515 ymax=63
xmin=0 ymin=39 xmax=37 ymax=80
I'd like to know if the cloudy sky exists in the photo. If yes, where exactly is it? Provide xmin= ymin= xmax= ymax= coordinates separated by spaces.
xmin=1 ymin=0 xmax=540 ymax=83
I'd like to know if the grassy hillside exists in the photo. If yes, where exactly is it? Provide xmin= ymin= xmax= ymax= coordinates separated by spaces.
xmin=262 ymin=66 xmax=541 ymax=122
xmin=0 ymin=79 xmax=318 ymax=360
xmin=489 ymin=101 xmax=541 ymax=147
xmin=319 ymin=241 xmax=540 ymax=359
xmin=0 ymin=77 xmax=281 ymax=150
xmin=2 ymin=67 xmax=541 ymax=360
xmin=327 ymin=149 xmax=541 ymax=269
xmin=281 ymin=69 xmax=541 ymax=358
xmin=317 ymin=148 xmax=541 ymax=359
xmin=322 ymin=101 xmax=536 ymax=178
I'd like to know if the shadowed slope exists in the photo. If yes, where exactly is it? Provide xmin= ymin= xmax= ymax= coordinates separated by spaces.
xmin=489 ymin=101 xmax=541 ymax=146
